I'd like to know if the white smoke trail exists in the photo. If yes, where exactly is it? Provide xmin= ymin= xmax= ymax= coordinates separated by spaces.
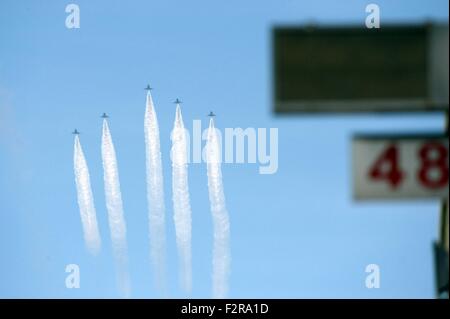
xmin=73 ymin=135 xmax=102 ymax=256
xmin=144 ymin=91 xmax=167 ymax=295
xmin=170 ymin=104 xmax=192 ymax=294
xmin=206 ymin=118 xmax=231 ymax=299
xmin=101 ymin=119 xmax=131 ymax=298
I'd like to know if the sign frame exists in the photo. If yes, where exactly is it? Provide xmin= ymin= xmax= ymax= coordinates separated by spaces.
xmin=352 ymin=132 xmax=449 ymax=200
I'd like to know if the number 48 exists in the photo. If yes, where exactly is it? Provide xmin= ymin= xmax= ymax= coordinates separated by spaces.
xmin=369 ymin=142 xmax=449 ymax=189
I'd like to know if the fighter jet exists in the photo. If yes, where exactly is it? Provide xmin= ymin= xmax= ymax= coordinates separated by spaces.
xmin=174 ymin=98 xmax=182 ymax=104
xmin=101 ymin=112 xmax=109 ymax=119
xmin=145 ymin=85 xmax=153 ymax=91
xmin=72 ymin=129 xmax=80 ymax=135
xmin=208 ymin=111 xmax=216 ymax=117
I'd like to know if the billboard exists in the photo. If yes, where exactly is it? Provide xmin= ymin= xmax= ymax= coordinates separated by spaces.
xmin=273 ymin=24 xmax=449 ymax=113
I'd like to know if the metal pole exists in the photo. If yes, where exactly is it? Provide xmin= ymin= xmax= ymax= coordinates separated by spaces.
xmin=436 ymin=109 xmax=449 ymax=298
xmin=442 ymin=109 xmax=449 ymax=252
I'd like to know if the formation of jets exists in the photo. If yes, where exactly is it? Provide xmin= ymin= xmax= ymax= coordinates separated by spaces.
xmin=72 ymin=86 xmax=218 ymax=135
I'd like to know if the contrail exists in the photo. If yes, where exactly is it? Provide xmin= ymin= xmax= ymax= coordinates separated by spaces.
xmin=205 ymin=118 xmax=231 ymax=299
xmin=144 ymin=90 xmax=167 ymax=295
xmin=101 ymin=119 xmax=131 ymax=298
xmin=170 ymin=104 xmax=192 ymax=294
xmin=73 ymin=135 xmax=101 ymax=256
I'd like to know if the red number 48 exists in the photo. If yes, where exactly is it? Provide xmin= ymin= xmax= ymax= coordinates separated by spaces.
xmin=368 ymin=142 xmax=449 ymax=189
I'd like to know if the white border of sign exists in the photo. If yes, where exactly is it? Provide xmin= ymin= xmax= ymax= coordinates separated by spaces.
xmin=353 ymin=133 xmax=449 ymax=200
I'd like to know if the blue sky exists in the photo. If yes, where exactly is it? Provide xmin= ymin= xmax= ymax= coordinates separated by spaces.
xmin=0 ymin=0 xmax=448 ymax=298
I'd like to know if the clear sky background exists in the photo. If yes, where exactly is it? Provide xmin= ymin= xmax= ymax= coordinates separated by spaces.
xmin=0 ymin=0 xmax=448 ymax=298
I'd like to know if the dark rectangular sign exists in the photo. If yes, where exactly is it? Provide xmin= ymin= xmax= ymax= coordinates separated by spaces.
xmin=273 ymin=24 xmax=449 ymax=113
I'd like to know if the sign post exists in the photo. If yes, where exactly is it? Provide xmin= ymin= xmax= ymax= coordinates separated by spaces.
xmin=437 ymin=111 xmax=449 ymax=298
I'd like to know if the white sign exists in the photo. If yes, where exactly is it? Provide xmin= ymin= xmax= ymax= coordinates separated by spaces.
xmin=353 ymin=135 xmax=449 ymax=199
